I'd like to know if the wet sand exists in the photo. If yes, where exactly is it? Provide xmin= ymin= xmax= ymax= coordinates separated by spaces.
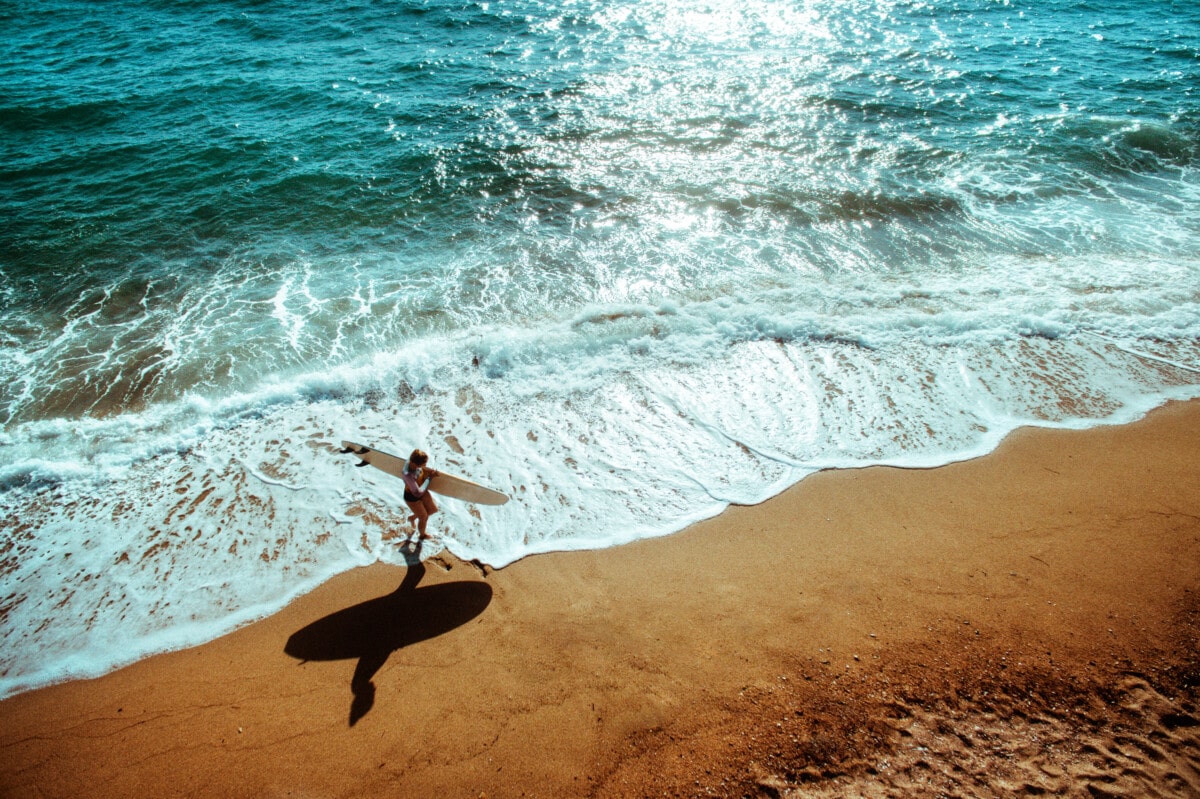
xmin=1 ymin=400 xmax=1198 ymax=798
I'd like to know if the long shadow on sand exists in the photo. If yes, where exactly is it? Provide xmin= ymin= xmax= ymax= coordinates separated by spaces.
xmin=284 ymin=544 xmax=492 ymax=726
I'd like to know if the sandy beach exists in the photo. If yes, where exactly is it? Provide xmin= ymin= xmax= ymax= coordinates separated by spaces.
xmin=2 ymin=400 xmax=1198 ymax=798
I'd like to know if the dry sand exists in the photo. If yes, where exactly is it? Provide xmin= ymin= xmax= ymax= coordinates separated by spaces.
xmin=1 ymin=400 xmax=1198 ymax=798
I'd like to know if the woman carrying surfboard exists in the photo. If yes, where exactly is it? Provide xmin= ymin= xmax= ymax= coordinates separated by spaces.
xmin=401 ymin=449 xmax=439 ymax=540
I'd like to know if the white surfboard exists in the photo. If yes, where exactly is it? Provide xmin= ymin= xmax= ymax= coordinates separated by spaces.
xmin=341 ymin=440 xmax=509 ymax=506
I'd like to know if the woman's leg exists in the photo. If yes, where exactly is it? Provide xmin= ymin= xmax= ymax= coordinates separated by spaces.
xmin=405 ymin=500 xmax=426 ymax=537
xmin=406 ymin=494 xmax=439 ymax=539
xmin=417 ymin=493 xmax=439 ymax=538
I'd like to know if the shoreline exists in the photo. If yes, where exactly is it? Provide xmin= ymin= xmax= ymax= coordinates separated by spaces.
xmin=8 ymin=392 xmax=1192 ymax=706
xmin=2 ymin=399 xmax=1199 ymax=797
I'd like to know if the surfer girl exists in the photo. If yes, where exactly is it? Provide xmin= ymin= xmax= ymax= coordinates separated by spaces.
xmin=402 ymin=449 xmax=440 ymax=540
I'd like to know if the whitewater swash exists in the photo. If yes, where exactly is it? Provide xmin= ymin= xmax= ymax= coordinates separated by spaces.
xmin=1 ymin=276 xmax=1198 ymax=698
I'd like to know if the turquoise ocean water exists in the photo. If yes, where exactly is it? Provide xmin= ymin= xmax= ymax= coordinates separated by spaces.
xmin=1 ymin=0 xmax=1198 ymax=696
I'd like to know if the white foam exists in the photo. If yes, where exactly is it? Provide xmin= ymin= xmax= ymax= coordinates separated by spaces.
xmin=1 ymin=248 xmax=1199 ymax=698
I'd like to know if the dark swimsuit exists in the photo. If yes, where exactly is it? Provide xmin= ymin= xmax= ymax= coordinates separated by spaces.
xmin=403 ymin=467 xmax=428 ymax=502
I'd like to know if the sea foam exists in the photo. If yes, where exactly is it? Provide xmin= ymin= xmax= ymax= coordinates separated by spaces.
xmin=1 ymin=256 xmax=1198 ymax=698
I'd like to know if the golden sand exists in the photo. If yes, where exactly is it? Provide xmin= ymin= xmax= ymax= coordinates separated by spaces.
xmin=2 ymin=401 xmax=1198 ymax=798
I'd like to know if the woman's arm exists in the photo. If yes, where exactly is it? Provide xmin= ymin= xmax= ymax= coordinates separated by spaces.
xmin=402 ymin=469 xmax=422 ymax=497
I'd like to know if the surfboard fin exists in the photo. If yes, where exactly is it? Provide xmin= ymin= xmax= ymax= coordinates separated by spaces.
xmin=355 ymin=460 xmax=370 ymax=468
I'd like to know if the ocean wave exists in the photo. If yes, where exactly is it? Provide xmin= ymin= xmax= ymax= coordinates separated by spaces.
xmin=0 ymin=99 xmax=123 ymax=133
xmin=2 ymin=306 xmax=1198 ymax=698
xmin=1054 ymin=116 xmax=1199 ymax=173
xmin=4 ymin=247 xmax=1197 ymax=474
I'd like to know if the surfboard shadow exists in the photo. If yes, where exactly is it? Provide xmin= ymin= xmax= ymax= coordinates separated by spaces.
xmin=284 ymin=552 xmax=492 ymax=726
